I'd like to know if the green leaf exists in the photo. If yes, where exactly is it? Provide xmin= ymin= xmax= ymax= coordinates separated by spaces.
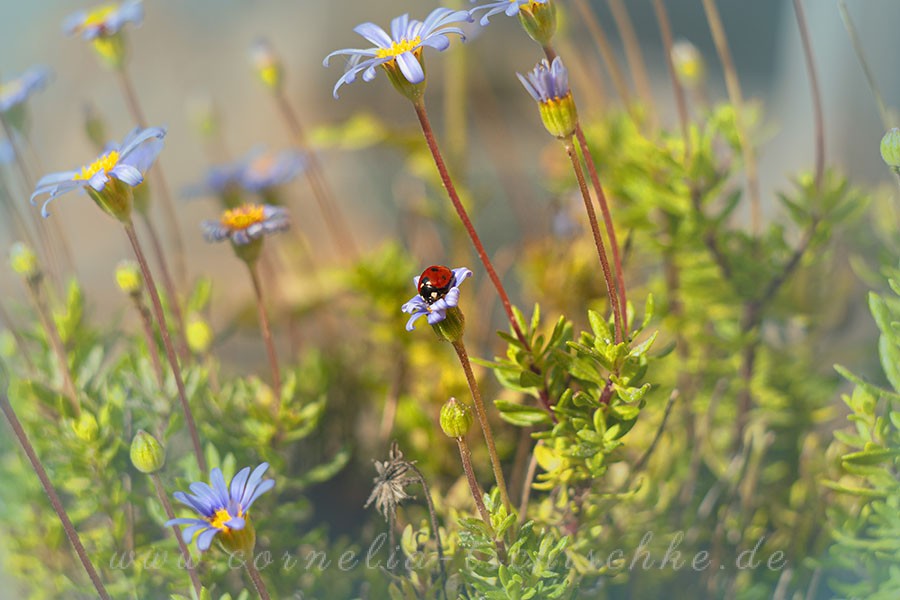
xmin=841 ymin=448 xmax=900 ymax=466
xmin=496 ymin=400 xmax=552 ymax=426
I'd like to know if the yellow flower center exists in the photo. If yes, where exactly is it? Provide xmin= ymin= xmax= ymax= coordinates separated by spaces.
xmin=74 ymin=151 xmax=120 ymax=181
xmin=375 ymin=37 xmax=422 ymax=59
xmin=83 ymin=5 xmax=117 ymax=29
xmin=221 ymin=204 xmax=266 ymax=230
xmin=208 ymin=508 xmax=242 ymax=532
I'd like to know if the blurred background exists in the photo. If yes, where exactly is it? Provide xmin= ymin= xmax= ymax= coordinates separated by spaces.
xmin=2 ymin=0 xmax=900 ymax=592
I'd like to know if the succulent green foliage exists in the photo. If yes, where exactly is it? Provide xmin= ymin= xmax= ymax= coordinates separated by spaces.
xmin=825 ymin=275 xmax=900 ymax=598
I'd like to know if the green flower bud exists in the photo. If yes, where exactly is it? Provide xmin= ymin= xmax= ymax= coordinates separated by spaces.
xmin=539 ymin=94 xmax=578 ymax=139
xmin=880 ymin=128 xmax=900 ymax=170
xmin=86 ymin=177 xmax=133 ymax=222
xmin=440 ymin=397 xmax=473 ymax=439
xmin=519 ymin=1 xmax=558 ymax=47
xmin=72 ymin=412 xmax=99 ymax=442
xmin=250 ymin=39 xmax=283 ymax=91
xmin=130 ymin=430 xmax=166 ymax=474
xmin=186 ymin=316 xmax=213 ymax=355
xmin=115 ymin=260 xmax=143 ymax=295
xmin=432 ymin=306 xmax=466 ymax=343
xmin=232 ymin=236 xmax=264 ymax=265
xmin=672 ymin=40 xmax=706 ymax=90
xmin=9 ymin=242 xmax=40 ymax=281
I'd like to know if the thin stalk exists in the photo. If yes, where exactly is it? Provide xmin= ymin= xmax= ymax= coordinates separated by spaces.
xmin=455 ymin=436 xmax=492 ymax=530
xmin=408 ymin=463 xmax=448 ymax=600
xmin=838 ymin=0 xmax=893 ymax=130
xmin=123 ymin=220 xmax=206 ymax=473
xmin=273 ymin=89 xmax=359 ymax=261
xmin=247 ymin=261 xmax=283 ymax=409
xmin=451 ymin=340 xmax=511 ymax=514
xmin=245 ymin=561 xmax=273 ymax=600
xmin=651 ymin=0 xmax=691 ymax=154
xmin=575 ymin=124 xmax=628 ymax=331
xmin=151 ymin=473 xmax=202 ymax=596
xmin=607 ymin=0 xmax=656 ymax=125
xmin=792 ymin=0 xmax=825 ymax=191
xmin=572 ymin=0 xmax=633 ymax=107
xmin=0 ymin=297 xmax=36 ymax=374
xmin=563 ymin=138 xmax=624 ymax=343
xmin=412 ymin=100 xmax=528 ymax=348
xmin=633 ymin=389 xmax=678 ymax=473
xmin=0 ymin=393 xmax=111 ymax=599
xmin=116 ymin=66 xmax=187 ymax=283
xmin=700 ymin=0 xmax=761 ymax=234
xmin=24 ymin=276 xmax=80 ymax=415
xmin=0 ymin=172 xmax=38 ymax=251
xmin=140 ymin=212 xmax=190 ymax=362
xmin=517 ymin=450 xmax=538 ymax=526
xmin=129 ymin=293 xmax=165 ymax=389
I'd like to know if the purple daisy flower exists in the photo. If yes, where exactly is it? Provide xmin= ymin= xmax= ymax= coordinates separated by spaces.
xmin=202 ymin=203 xmax=289 ymax=246
xmin=237 ymin=147 xmax=307 ymax=193
xmin=469 ymin=0 xmax=550 ymax=26
xmin=165 ymin=463 xmax=274 ymax=552
xmin=63 ymin=0 xmax=144 ymax=40
xmin=517 ymin=56 xmax=569 ymax=104
xmin=401 ymin=266 xmax=472 ymax=331
xmin=0 ymin=66 xmax=51 ymax=113
xmin=323 ymin=8 xmax=471 ymax=98
xmin=30 ymin=126 xmax=165 ymax=217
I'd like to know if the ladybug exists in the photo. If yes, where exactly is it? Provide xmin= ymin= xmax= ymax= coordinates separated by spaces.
xmin=417 ymin=265 xmax=455 ymax=304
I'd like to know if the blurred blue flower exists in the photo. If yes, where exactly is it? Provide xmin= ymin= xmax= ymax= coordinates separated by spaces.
xmin=165 ymin=463 xmax=274 ymax=552
xmin=0 ymin=140 xmax=13 ymax=165
xmin=518 ymin=56 xmax=569 ymax=103
xmin=63 ymin=0 xmax=144 ymax=40
xmin=401 ymin=266 xmax=472 ymax=331
xmin=30 ymin=126 xmax=165 ymax=218
xmin=238 ymin=147 xmax=307 ymax=193
xmin=202 ymin=203 xmax=289 ymax=246
xmin=469 ymin=0 xmax=549 ymax=26
xmin=324 ymin=8 xmax=470 ymax=98
xmin=0 ymin=66 xmax=51 ymax=113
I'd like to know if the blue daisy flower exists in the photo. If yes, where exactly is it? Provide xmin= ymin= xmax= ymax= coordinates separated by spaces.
xmin=517 ymin=56 xmax=569 ymax=103
xmin=202 ymin=203 xmax=290 ymax=246
xmin=237 ymin=147 xmax=307 ymax=193
xmin=30 ymin=126 xmax=165 ymax=218
xmin=165 ymin=463 xmax=275 ymax=553
xmin=63 ymin=0 xmax=144 ymax=40
xmin=0 ymin=66 xmax=51 ymax=113
xmin=324 ymin=8 xmax=471 ymax=98
xmin=469 ymin=0 xmax=549 ymax=26
xmin=401 ymin=266 xmax=472 ymax=331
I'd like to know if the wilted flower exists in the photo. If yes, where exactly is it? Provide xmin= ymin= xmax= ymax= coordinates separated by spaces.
xmin=166 ymin=463 xmax=274 ymax=553
xmin=63 ymin=0 xmax=143 ymax=40
xmin=401 ymin=265 xmax=472 ymax=332
xmin=31 ymin=126 xmax=165 ymax=221
xmin=365 ymin=442 xmax=415 ymax=521
xmin=518 ymin=57 xmax=578 ymax=139
xmin=0 ymin=66 xmax=51 ymax=115
xmin=324 ymin=8 xmax=470 ymax=99
xmin=469 ymin=0 xmax=549 ymax=25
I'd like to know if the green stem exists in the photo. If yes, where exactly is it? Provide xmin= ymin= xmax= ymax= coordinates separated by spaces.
xmin=563 ymin=138 xmax=623 ymax=344
xmin=0 ymin=393 xmax=110 ymax=599
xmin=151 ymin=473 xmax=203 ymax=596
xmin=413 ymin=99 xmax=528 ymax=349
xmin=451 ymin=339 xmax=511 ymax=514
xmin=124 ymin=220 xmax=206 ymax=473
xmin=248 ymin=261 xmax=283 ymax=410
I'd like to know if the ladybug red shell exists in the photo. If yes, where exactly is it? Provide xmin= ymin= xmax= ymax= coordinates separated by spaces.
xmin=417 ymin=265 xmax=454 ymax=304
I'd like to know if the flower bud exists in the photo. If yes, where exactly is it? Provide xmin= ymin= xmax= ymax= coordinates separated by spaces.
xmin=250 ymin=38 xmax=283 ymax=91
xmin=186 ymin=316 xmax=213 ymax=355
xmin=440 ymin=397 xmax=473 ymax=439
xmin=519 ymin=1 xmax=557 ymax=47
xmin=86 ymin=177 xmax=133 ymax=222
xmin=218 ymin=518 xmax=257 ymax=555
xmin=432 ymin=306 xmax=466 ymax=343
xmin=672 ymin=40 xmax=706 ymax=91
xmin=880 ymin=128 xmax=900 ymax=170
xmin=115 ymin=260 xmax=143 ymax=295
xmin=539 ymin=94 xmax=578 ymax=140
xmin=72 ymin=412 xmax=99 ymax=442
xmin=130 ymin=430 xmax=166 ymax=474
xmin=9 ymin=242 xmax=40 ymax=281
